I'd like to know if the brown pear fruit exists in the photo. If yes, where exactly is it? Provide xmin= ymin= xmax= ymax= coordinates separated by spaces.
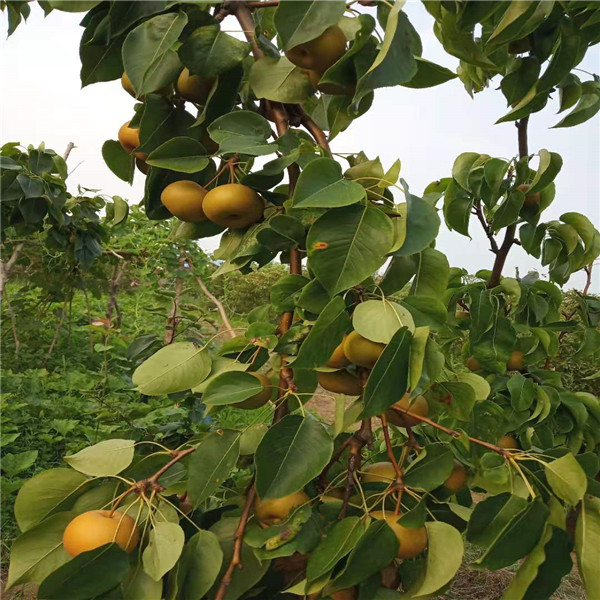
xmin=370 ymin=511 xmax=428 ymax=559
xmin=202 ymin=183 xmax=264 ymax=229
xmin=232 ymin=373 xmax=273 ymax=409
xmin=498 ymin=435 xmax=519 ymax=450
xmin=317 ymin=370 xmax=363 ymax=396
xmin=285 ymin=26 xmax=347 ymax=71
xmin=325 ymin=338 xmax=350 ymax=368
xmin=343 ymin=331 xmax=385 ymax=369
xmin=176 ymin=68 xmax=215 ymax=104
xmin=465 ymin=356 xmax=483 ymax=372
xmin=362 ymin=462 xmax=396 ymax=484
xmin=160 ymin=180 xmax=207 ymax=222
xmin=254 ymin=490 xmax=310 ymax=527
xmin=518 ymin=184 xmax=541 ymax=207
xmin=507 ymin=350 xmax=525 ymax=371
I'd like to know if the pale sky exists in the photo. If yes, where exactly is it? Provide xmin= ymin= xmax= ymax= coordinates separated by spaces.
xmin=1 ymin=2 xmax=599 ymax=292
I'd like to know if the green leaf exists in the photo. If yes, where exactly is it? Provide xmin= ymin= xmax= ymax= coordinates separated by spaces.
xmin=255 ymin=415 xmax=333 ymax=500
xmin=443 ymin=180 xmax=473 ymax=236
xmin=106 ymin=196 xmax=129 ymax=227
xmin=354 ymin=4 xmax=417 ymax=106
xmin=467 ymin=493 xmax=528 ymax=547
xmin=487 ymin=1 xmax=537 ymax=45
xmin=411 ymin=522 xmax=464 ymax=596
xmin=475 ymin=501 xmax=549 ymax=570
xmin=507 ymin=374 xmax=535 ymax=412
xmin=174 ymin=530 xmax=223 ymax=600
xmin=102 ymin=140 xmax=134 ymax=183
xmin=293 ymin=158 xmax=366 ymax=208
xmin=271 ymin=273 xmax=310 ymax=311
xmin=553 ymin=93 xmax=600 ymax=128
xmin=404 ymin=444 xmax=455 ymax=491
xmin=6 ymin=511 xmax=75 ymax=590
xmin=528 ymin=150 xmax=563 ymax=195
xmin=394 ymin=194 xmax=440 ymax=256
xmin=187 ymin=430 xmax=240 ymax=507
xmin=401 ymin=295 xmax=447 ymax=329
xmin=65 ymin=439 xmax=135 ymax=477
xmin=544 ymin=453 xmax=588 ymax=505
xmin=452 ymin=152 xmax=481 ymax=191
xmin=122 ymin=565 xmax=162 ymax=600
xmin=191 ymin=357 xmax=248 ymax=393
xmin=208 ymin=110 xmax=276 ymax=156
xmin=249 ymin=57 xmax=314 ymax=104
xmin=402 ymin=57 xmax=457 ymax=89
xmin=293 ymin=296 xmax=351 ymax=369
xmin=575 ymin=497 xmax=600 ymax=600
xmin=352 ymin=299 xmax=414 ymax=343
xmin=411 ymin=248 xmax=449 ymax=298
xmin=362 ymin=327 xmax=412 ymax=419
xmin=146 ymin=137 xmax=209 ymax=173
xmin=15 ymin=468 xmax=88 ymax=532
xmin=306 ymin=517 xmax=365 ymax=582
xmin=274 ymin=0 xmax=346 ymax=50
xmin=132 ymin=342 xmax=212 ymax=395
xmin=256 ymin=215 xmax=305 ymax=252
xmin=179 ymin=25 xmax=250 ymax=78
xmin=143 ymin=522 xmax=185 ymax=581
xmin=307 ymin=204 xmax=394 ymax=295
xmin=123 ymin=13 xmax=187 ymax=97
xmin=380 ymin=255 xmax=418 ymax=295
xmin=1 ymin=450 xmax=38 ymax=477
xmin=38 ymin=544 xmax=129 ymax=600
xmin=203 ymin=372 xmax=268 ymax=406
xmin=491 ymin=190 xmax=524 ymax=232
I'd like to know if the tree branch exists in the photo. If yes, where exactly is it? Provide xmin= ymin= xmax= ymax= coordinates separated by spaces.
xmin=473 ymin=201 xmax=498 ymax=254
xmin=0 ymin=242 xmax=24 ymax=298
xmin=339 ymin=418 xmax=372 ymax=518
xmin=488 ymin=116 xmax=529 ymax=288
xmin=389 ymin=405 xmax=509 ymax=456
xmin=44 ymin=300 xmax=68 ymax=365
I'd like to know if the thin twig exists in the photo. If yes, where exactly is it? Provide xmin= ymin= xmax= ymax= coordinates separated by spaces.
xmin=44 ymin=300 xmax=67 ymax=365
xmin=473 ymin=201 xmax=498 ymax=254
xmin=3 ymin=287 xmax=20 ymax=356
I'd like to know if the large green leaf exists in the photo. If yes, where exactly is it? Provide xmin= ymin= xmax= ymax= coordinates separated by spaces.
xmin=146 ymin=137 xmax=209 ymax=173
xmin=544 ymin=453 xmax=588 ymax=505
xmin=143 ymin=522 xmax=185 ymax=581
xmin=528 ymin=149 xmax=563 ymax=195
xmin=293 ymin=296 xmax=351 ymax=369
xmin=64 ymin=439 xmax=135 ymax=477
xmin=352 ymin=299 xmax=414 ymax=343
xmin=411 ymin=248 xmax=449 ymax=298
xmin=250 ymin=57 xmax=315 ymax=104
xmin=411 ymin=522 xmax=464 ymax=596
xmin=122 ymin=565 xmax=163 ymax=600
xmin=274 ymin=0 xmax=346 ymax=50
xmin=293 ymin=158 xmax=366 ymax=208
xmin=575 ymin=497 xmax=600 ymax=600
xmin=203 ymin=371 xmax=268 ymax=406
xmin=132 ymin=342 xmax=211 ymax=395
xmin=307 ymin=204 xmax=394 ymax=295
xmin=187 ymin=430 xmax=240 ymax=507
xmin=174 ymin=530 xmax=223 ymax=600
xmin=404 ymin=444 xmax=455 ymax=491
xmin=50 ymin=1 xmax=101 ymax=11
xmin=393 ymin=195 xmax=440 ymax=256
xmin=179 ymin=25 xmax=250 ymax=78
xmin=354 ymin=3 xmax=417 ymax=106
xmin=255 ymin=415 xmax=333 ymax=500
xmin=328 ymin=520 xmax=399 ymax=592
xmin=362 ymin=327 xmax=412 ymax=418
xmin=6 ymin=511 xmax=75 ymax=590
xmin=38 ymin=544 xmax=129 ymax=600
xmin=402 ymin=57 xmax=457 ymax=89
xmin=15 ymin=468 xmax=88 ymax=532
xmin=306 ymin=517 xmax=366 ymax=582
xmin=122 ymin=12 xmax=187 ymax=96
xmin=208 ymin=110 xmax=276 ymax=156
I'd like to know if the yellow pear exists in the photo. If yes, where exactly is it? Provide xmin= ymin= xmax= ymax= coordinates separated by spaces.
xmin=498 ymin=434 xmax=519 ymax=450
xmin=63 ymin=510 xmax=139 ymax=557
xmin=518 ymin=184 xmax=541 ymax=207
xmin=317 ymin=370 xmax=363 ymax=396
xmin=343 ymin=331 xmax=385 ymax=369
xmin=507 ymin=350 xmax=525 ymax=371
xmin=117 ymin=121 xmax=147 ymax=160
xmin=202 ymin=183 xmax=264 ymax=229
xmin=325 ymin=338 xmax=350 ymax=368
xmin=455 ymin=308 xmax=470 ymax=319
xmin=362 ymin=462 xmax=396 ymax=484
xmin=160 ymin=180 xmax=207 ymax=222
xmin=232 ymin=373 xmax=273 ymax=409
xmin=386 ymin=394 xmax=429 ymax=428
xmin=442 ymin=460 xmax=468 ymax=493
xmin=285 ymin=26 xmax=347 ymax=71
xmin=176 ymin=68 xmax=215 ymax=104
xmin=254 ymin=490 xmax=310 ymax=527
xmin=370 ymin=511 xmax=427 ymax=559
xmin=465 ymin=356 xmax=483 ymax=372
xmin=121 ymin=72 xmax=136 ymax=98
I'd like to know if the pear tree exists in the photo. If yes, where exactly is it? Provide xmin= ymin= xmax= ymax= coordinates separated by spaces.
xmin=4 ymin=2 xmax=600 ymax=600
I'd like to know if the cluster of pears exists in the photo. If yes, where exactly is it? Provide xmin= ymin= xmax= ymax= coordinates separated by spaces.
xmin=117 ymin=67 xmax=217 ymax=175
xmin=62 ymin=509 xmax=140 ymax=557
xmin=465 ymin=349 xmax=525 ymax=373
xmin=285 ymin=25 xmax=352 ymax=95
xmin=160 ymin=179 xmax=265 ymax=229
